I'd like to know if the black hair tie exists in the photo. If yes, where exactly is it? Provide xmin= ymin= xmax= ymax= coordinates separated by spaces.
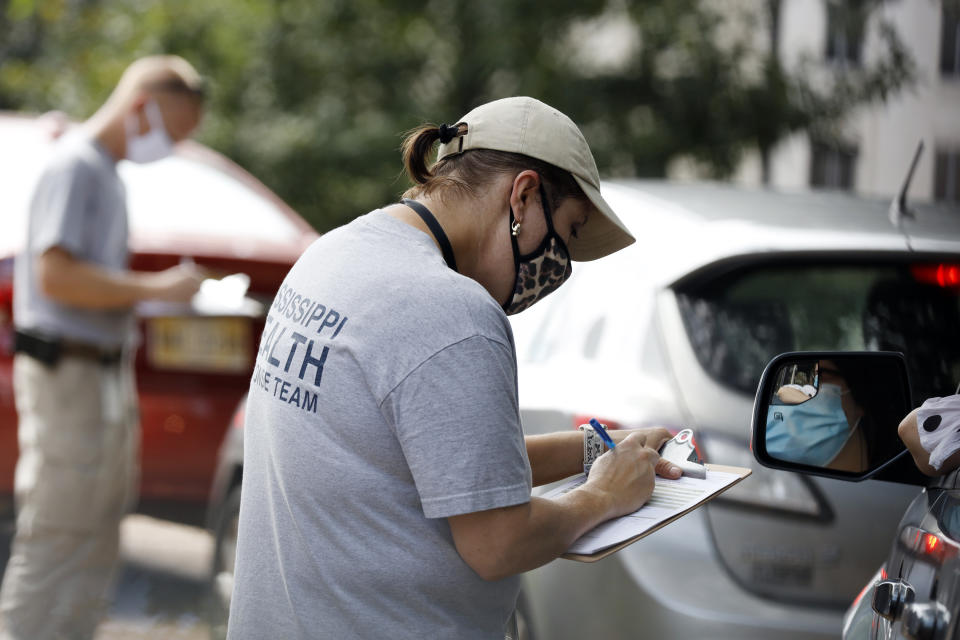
xmin=437 ymin=123 xmax=459 ymax=144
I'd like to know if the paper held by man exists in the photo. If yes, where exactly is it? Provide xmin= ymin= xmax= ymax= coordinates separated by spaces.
xmin=544 ymin=464 xmax=751 ymax=562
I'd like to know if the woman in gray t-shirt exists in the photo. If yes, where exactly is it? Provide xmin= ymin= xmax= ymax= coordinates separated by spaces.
xmin=229 ymin=97 xmax=683 ymax=640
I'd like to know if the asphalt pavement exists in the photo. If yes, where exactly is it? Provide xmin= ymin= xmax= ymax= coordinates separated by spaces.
xmin=0 ymin=515 xmax=213 ymax=639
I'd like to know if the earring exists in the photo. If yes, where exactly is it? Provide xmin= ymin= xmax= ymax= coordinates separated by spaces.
xmin=511 ymin=220 xmax=521 ymax=237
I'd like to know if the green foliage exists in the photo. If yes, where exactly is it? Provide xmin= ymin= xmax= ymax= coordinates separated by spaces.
xmin=0 ymin=0 xmax=914 ymax=231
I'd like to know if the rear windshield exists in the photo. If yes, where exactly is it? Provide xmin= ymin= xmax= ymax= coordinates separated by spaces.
xmin=676 ymin=262 xmax=960 ymax=401
xmin=0 ymin=122 xmax=304 ymax=256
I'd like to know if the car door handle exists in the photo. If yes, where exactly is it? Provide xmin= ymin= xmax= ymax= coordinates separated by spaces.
xmin=872 ymin=579 xmax=915 ymax=621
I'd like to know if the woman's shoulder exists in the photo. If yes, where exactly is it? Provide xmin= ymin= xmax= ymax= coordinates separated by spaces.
xmin=407 ymin=269 xmax=512 ymax=349
xmin=290 ymin=217 xmax=512 ymax=345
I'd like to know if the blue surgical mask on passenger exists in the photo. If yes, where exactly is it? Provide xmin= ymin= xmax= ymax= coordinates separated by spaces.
xmin=766 ymin=383 xmax=860 ymax=467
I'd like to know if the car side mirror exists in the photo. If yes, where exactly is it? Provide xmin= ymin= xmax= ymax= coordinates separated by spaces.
xmin=751 ymin=351 xmax=926 ymax=485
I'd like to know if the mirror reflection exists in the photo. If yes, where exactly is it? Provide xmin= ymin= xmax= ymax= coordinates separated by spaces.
xmin=764 ymin=357 xmax=906 ymax=473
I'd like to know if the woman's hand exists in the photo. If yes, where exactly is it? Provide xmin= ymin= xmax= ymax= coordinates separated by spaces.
xmin=581 ymin=433 xmax=661 ymax=519
xmin=610 ymin=427 xmax=682 ymax=478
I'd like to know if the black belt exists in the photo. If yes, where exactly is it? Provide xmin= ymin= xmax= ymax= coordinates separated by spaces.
xmin=13 ymin=330 xmax=123 ymax=366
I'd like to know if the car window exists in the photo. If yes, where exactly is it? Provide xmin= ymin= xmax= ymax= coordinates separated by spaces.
xmin=676 ymin=262 xmax=960 ymax=401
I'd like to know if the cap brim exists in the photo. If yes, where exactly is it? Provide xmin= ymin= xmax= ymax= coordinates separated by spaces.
xmin=569 ymin=176 xmax=636 ymax=261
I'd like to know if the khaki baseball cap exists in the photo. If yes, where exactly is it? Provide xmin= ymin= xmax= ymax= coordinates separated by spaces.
xmin=436 ymin=96 xmax=635 ymax=261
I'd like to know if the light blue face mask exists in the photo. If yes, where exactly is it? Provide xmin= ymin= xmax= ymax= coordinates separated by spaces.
xmin=766 ymin=383 xmax=859 ymax=467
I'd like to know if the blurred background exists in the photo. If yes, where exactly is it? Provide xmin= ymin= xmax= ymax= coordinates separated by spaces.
xmin=2 ymin=0 xmax=957 ymax=233
xmin=2 ymin=1 xmax=959 ymax=638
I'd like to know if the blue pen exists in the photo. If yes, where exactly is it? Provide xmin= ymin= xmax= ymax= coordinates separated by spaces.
xmin=589 ymin=418 xmax=616 ymax=450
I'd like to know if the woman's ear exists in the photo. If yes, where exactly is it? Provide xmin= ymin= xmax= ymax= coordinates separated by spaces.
xmin=508 ymin=170 xmax=541 ymax=221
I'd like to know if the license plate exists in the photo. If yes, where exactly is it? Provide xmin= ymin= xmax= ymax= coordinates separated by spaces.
xmin=147 ymin=317 xmax=252 ymax=373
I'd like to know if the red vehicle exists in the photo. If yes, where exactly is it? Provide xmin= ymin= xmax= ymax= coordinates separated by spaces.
xmin=0 ymin=113 xmax=317 ymax=525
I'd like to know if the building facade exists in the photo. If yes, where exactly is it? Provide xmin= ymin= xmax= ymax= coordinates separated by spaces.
xmin=735 ymin=0 xmax=960 ymax=203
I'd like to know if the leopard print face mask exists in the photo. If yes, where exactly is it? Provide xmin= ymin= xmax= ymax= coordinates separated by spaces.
xmin=503 ymin=185 xmax=573 ymax=315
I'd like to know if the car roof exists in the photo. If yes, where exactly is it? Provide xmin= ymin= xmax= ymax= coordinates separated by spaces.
xmin=0 ymin=112 xmax=317 ymax=261
xmin=599 ymin=179 xmax=960 ymax=288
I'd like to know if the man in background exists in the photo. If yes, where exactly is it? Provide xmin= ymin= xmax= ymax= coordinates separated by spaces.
xmin=0 ymin=55 xmax=206 ymax=640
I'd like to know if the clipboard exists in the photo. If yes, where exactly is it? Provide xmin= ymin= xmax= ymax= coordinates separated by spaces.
xmin=562 ymin=463 xmax=752 ymax=563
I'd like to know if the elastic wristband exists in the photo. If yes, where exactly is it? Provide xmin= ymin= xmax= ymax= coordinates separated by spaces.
xmin=579 ymin=424 xmax=607 ymax=475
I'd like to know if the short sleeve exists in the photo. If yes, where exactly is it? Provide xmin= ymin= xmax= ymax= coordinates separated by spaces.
xmin=29 ymin=157 xmax=94 ymax=257
xmin=917 ymin=394 xmax=960 ymax=470
xmin=380 ymin=335 xmax=532 ymax=519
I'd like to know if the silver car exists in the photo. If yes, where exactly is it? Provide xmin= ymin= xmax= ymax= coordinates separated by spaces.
xmin=511 ymin=180 xmax=960 ymax=639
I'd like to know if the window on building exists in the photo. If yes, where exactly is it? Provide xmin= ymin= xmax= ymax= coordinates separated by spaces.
xmin=942 ymin=0 xmax=960 ymax=76
xmin=810 ymin=139 xmax=858 ymax=190
xmin=825 ymin=1 xmax=867 ymax=66
xmin=935 ymin=148 xmax=960 ymax=202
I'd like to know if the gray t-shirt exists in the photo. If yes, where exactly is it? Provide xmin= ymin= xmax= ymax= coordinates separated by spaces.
xmin=228 ymin=210 xmax=532 ymax=640
xmin=14 ymin=133 xmax=132 ymax=348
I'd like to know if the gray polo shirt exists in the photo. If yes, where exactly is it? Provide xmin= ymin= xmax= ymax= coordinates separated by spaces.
xmin=228 ymin=210 xmax=532 ymax=639
xmin=14 ymin=133 xmax=133 ymax=348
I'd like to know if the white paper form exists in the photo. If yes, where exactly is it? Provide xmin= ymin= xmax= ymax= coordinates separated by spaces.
xmin=544 ymin=468 xmax=744 ymax=555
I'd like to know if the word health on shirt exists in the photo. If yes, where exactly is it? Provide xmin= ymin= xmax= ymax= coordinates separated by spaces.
xmin=252 ymin=287 xmax=349 ymax=413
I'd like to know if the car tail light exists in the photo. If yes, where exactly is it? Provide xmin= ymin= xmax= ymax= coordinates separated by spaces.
xmin=0 ymin=259 xmax=13 ymax=320
xmin=899 ymin=526 xmax=959 ymax=565
xmin=0 ymin=283 xmax=11 ymax=310
xmin=911 ymin=263 xmax=960 ymax=288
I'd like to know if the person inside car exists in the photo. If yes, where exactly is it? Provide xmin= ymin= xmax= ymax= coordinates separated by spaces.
xmin=768 ymin=358 xmax=911 ymax=473
xmin=227 ymin=97 xmax=684 ymax=640
xmin=768 ymin=359 xmax=869 ymax=471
